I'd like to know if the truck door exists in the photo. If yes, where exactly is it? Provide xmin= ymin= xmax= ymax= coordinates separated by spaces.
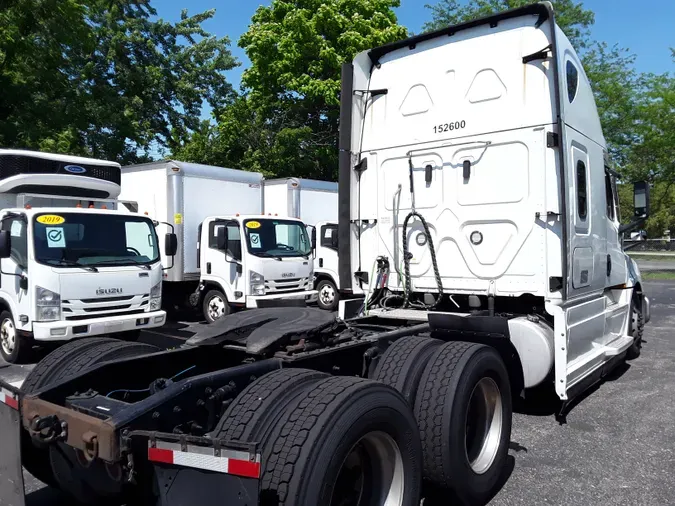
xmin=317 ymin=223 xmax=339 ymax=285
xmin=201 ymin=219 xmax=245 ymax=303
xmin=604 ymin=168 xmax=625 ymax=287
xmin=559 ymin=49 xmax=608 ymax=299
xmin=0 ymin=214 xmax=30 ymax=332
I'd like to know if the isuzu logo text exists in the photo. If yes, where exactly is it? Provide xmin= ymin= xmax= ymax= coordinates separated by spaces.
xmin=281 ymin=273 xmax=296 ymax=278
xmin=97 ymin=287 xmax=123 ymax=295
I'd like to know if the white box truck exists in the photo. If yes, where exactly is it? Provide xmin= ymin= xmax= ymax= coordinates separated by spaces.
xmin=0 ymin=149 xmax=173 ymax=363
xmin=0 ymin=5 xmax=654 ymax=506
xmin=263 ymin=178 xmax=341 ymax=310
xmin=120 ymin=162 xmax=316 ymax=322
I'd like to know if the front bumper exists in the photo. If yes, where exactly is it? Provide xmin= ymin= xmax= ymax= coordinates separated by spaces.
xmin=32 ymin=310 xmax=166 ymax=341
xmin=246 ymin=290 xmax=318 ymax=309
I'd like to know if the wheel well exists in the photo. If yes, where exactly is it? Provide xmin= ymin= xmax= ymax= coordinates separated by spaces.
xmin=202 ymin=282 xmax=226 ymax=298
xmin=314 ymin=273 xmax=336 ymax=287
xmin=0 ymin=298 xmax=10 ymax=315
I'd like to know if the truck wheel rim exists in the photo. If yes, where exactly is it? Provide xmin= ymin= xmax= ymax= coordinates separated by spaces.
xmin=320 ymin=284 xmax=335 ymax=305
xmin=207 ymin=295 xmax=226 ymax=321
xmin=465 ymin=377 xmax=503 ymax=475
xmin=330 ymin=430 xmax=404 ymax=506
xmin=1 ymin=318 xmax=16 ymax=355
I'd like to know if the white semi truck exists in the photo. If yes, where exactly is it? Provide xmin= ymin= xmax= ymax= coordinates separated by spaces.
xmin=263 ymin=177 xmax=341 ymax=310
xmin=0 ymin=149 xmax=173 ymax=364
xmin=119 ymin=162 xmax=316 ymax=322
xmin=0 ymin=4 xmax=653 ymax=506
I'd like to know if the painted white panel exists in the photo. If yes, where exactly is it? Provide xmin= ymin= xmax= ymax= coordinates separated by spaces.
xmin=299 ymin=190 xmax=338 ymax=226
xmin=263 ymin=184 xmax=288 ymax=217
xmin=120 ymin=168 xmax=168 ymax=222
xmin=572 ymin=247 xmax=593 ymax=288
xmin=361 ymin=17 xmax=555 ymax=153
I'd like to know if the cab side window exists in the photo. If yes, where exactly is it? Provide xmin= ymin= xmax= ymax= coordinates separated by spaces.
xmin=2 ymin=216 xmax=28 ymax=269
xmin=320 ymin=224 xmax=338 ymax=250
xmin=208 ymin=221 xmax=241 ymax=260
xmin=576 ymin=160 xmax=588 ymax=220
xmin=604 ymin=171 xmax=616 ymax=221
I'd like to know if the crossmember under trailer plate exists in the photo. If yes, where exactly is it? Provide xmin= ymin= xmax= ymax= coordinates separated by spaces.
xmin=0 ymin=379 xmax=261 ymax=506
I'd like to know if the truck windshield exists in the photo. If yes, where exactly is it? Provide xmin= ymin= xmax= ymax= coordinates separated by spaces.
xmin=243 ymin=219 xmax=311 ymax=258
xmin=33 ymin=213 xmax=159 ymax=267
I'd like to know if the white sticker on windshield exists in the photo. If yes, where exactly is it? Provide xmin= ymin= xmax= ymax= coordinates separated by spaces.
xmin=10 ymin=221 xmax=23 ymax=238
xmin=46 ymin=227 xmax=66 ymax=248
xmin=249 ymin=233 xmax=261 ymax=249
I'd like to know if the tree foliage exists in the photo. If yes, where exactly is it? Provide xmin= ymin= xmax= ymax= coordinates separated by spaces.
xmin=0 ymin=0 xmax=237 ymax=163
xmin=175 ymin=0 xmax=407 ymax=180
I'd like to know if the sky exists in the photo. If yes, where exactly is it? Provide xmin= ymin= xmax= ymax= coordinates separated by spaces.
xmin=156 ymin=0 xmax=674 ymax=98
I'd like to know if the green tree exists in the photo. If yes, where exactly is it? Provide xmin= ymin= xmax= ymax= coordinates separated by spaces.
xmin=423 ymin=0 xmax=594 ymax=50
xmin=582 ymin=42 xmax=641 ymax=167
xmin=177 ymin=0 xmax=407 ymax=180
xmin=0 ymin=0 xmax=237 ymax=163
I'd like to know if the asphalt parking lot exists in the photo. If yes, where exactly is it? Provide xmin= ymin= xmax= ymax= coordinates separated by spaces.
xmin=2 ymin=281 xmax=674 ymax=505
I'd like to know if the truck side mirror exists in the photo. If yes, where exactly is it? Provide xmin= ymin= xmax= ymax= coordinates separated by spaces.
xmin=311 ymin=227 xmax=317 ymax=251
xmin=216 ymin=226 xmax=228 ymax=252
xmin=0 ymin=230 xmax=11 ymax=259
xmin=165 ymin=233 xmax=178 ymax=257
xmin=633 ymin=181 xmax=650 ymax=218
xmin=330 ymin=234 xmax=339 ymax=249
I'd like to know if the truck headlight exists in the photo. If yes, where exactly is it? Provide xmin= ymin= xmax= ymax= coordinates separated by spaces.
xmin=36 ymin=286 xmax=61 ymax=322
xmin=250 ymin=271 xmax=265 ymax=296
xmin=150 ymin=281 xmax=162 ymax=311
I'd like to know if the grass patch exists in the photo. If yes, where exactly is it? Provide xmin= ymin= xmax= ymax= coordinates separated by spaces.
xmin=628 ymin=253 xmax=675 ymax=262
xmin=642 ymin=271 xmax=675 ymax=280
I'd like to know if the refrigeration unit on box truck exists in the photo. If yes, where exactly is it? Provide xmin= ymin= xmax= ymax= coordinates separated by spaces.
xmin=120 ymin=161 xmax=316 ymax=321
xmin=0 ymin=149 xmax=174 ymax=363
xmin=263 ymin=178 xmax=340 ymax=310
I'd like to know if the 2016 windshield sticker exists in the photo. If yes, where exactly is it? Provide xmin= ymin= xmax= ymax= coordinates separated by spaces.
xmin=37 ymin=214 xmax=65 ymax=225
xmin=46 ymin=227 xmax=66 ymax=248
xmin=246 ymin=221 xmax=261 ymax=229
xmin=433 ymin=120 xmax=466 ymax=134
xmin=249 ymin=233 xmax=261 ymax=248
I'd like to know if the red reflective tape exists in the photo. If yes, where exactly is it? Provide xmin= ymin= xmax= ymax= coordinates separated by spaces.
xmin=5 ymin=395 xmax=18 ymax=410
xmin=0 ymin=390 xmax=18 ymax=410
xmin=148 ymin=447 xmax=174 ymax=465
xmin=227 ymin=459 xmax=261 ymax=479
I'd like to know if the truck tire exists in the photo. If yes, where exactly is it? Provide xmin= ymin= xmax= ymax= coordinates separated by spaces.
xmin=203 ymin=289 xmax=231 ymax=323
xmin=316 ymin=278 xmax=339 ymax=311
xmin=626 ymin=294 xmax=644 ymax=360
xmin=212 ymin=368 xmax=328 ymax=444
xmin=260 ymin=376 xmax=422 ymax=506
xmin=22 ymin=338 xmax=158 ymax=393
xmin=370 ymin=335 xmax=442 ymax=405
xmin=21 ymin=338 xmax=158 ymax=490
xmin=0 ymin=310 xmax=33 ymax=364
xmin=414 ymin=341 xmax=512 ymax=505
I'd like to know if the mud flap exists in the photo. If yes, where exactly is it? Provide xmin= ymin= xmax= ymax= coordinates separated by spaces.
xmin=0 ymin=383 xmax=25 ymax=506
xmin=144 ymin=434 xmax=260 ymax=506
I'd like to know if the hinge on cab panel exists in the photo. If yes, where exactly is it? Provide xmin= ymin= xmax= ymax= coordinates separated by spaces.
xmin=546 ymin=132 xmax=559 ymax=148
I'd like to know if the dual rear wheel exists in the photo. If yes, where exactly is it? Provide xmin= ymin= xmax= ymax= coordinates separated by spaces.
xmin=212 ymin=336 xmax=511 ymax=506
xmin=372 ymin=336 xmax=512 ymax=505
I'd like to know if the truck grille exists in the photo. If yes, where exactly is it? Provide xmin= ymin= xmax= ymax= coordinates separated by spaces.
xmin=264 ymin=277 xmax=311 ymax=294
xmin=62 ymin=294 xmax=150 ymax=320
